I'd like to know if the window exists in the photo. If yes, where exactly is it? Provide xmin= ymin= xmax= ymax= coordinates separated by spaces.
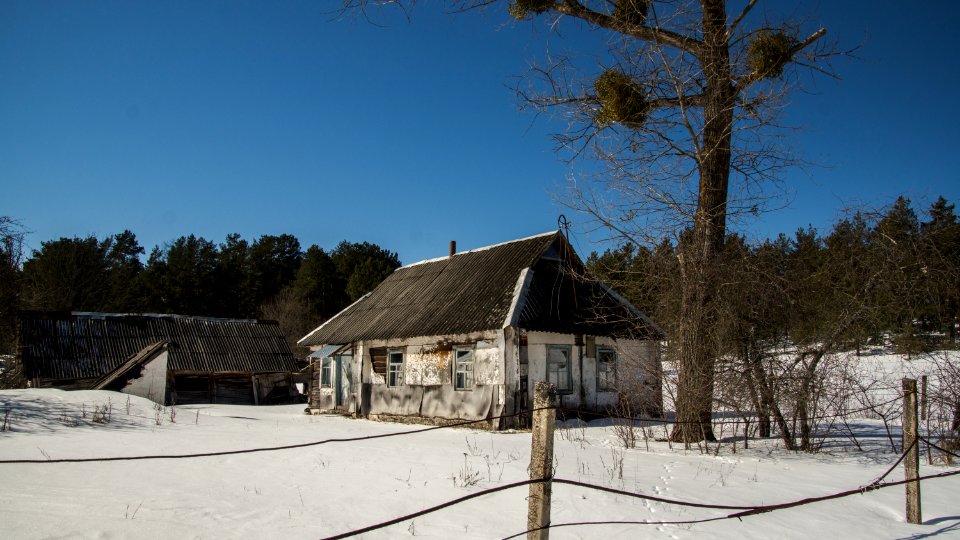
xmin=320 ymin=358 xmax=333 ymax=388
xmin=453 ymin=348 xmax=474 ymax=390
xmin=546 ymin=345 xmax=572 ymax=394
xmin=387 ymin=350 xmax=404 ymax=387
xmin=597 ymin=347 xmax=617 ymax=392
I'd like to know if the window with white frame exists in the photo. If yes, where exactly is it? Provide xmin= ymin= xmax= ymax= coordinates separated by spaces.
xmin=546 ymin=345 xmax=572 ymax=394
xmin=597 ymin=347 xmax=617 ymax=392
xmin=453 ymin=347 xmax=474 ymax=390
xmin=387 ymin=350 xmax=404 ymax=387
xmin=320 ymin=358 xmax=334 ymax=388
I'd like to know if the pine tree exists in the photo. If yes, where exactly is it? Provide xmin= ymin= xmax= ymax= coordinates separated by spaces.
xmin=293 ymin=245 xmax=345 ymax=321
xmin=330 ymin=241 xmax=400 ymax=302
xmin=920 ymin=197 xmax=960 ymax=341
xmin=21 ymin=236 xmax=110 ymax=311
xmin=143 ymin=235 xmax=220 ymax=316
xmin=103 ymin=230 xmax=145 ymax=312
xmin=214 ymin=233 xmax=252 ymax=317
xmin=248 ymin=234 xmax=303 ymax=314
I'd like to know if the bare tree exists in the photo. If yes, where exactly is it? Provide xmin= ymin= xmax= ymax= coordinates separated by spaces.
xmin=259 ymin=287 xmax=317 ymax=360
xmin=0 ymin=217 xmax=27 ymax=356
xmin=341 ymin=0 xmax=842 ymax=441
xmin=511 ymin=0 xmax=839 ymax=442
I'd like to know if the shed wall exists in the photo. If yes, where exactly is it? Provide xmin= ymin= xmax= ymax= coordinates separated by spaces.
xmin=120 ymin=351 xmax=168 ymax=404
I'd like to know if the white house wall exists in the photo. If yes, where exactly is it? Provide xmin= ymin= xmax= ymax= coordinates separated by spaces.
xmin=525 ymin=332 xmax=661 ymax=414
xmin=611 ymin=339 xmax=662 ymax=413
xmin=309 ymin=331 xmax=506 ymax=423
xmin=362 ymin=333 xmax=504 ymax=422
xmin=310 ymin=353 xmax=355 ymax=413
xmin=307 ymin=330 xmax=662 ymax=425
xmin=120 ymin=351 xmax=168 ymax=404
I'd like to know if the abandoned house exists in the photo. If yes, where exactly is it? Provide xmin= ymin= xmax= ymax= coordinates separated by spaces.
xmin=299 ymin=231 xmax=665 ymax=429
xmin=15 ymin=312 xmax=301 ymax=405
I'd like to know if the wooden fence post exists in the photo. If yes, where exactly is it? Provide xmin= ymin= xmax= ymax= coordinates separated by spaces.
xmin=902 ymin=378 xmax=922 ymax=525
xmin=528 ymin=382 xmax=556 ymax=540
xmin=920 ymin=375 xmax=927 ymax=421
xmin=921 ymin=375 xmax=932 ymax=466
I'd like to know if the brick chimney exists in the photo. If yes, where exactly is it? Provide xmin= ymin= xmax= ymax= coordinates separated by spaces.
xmin=449 ymin=240 xmax=457 ymax=257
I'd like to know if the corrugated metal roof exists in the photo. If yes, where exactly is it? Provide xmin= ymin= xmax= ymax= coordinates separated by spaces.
xmin=308 ymin=344 xmax=344 ymax=359
xmin=300 ymin=232 xmax=559 ymax=345
xmin=518 ymin=258 xmax=665 ymax=340
xmin=300 ymin=232 xmax=664 ymax=345
xmin=18 ymin=312 xmax=299 ymax=382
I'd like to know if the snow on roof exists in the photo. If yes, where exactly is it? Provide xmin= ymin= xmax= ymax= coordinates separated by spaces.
xmin=399 ymin=231 xmax=558 ymax=269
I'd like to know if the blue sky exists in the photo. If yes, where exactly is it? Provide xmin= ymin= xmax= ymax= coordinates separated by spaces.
xmin=2 ymin=1 xmax=958 ymax=265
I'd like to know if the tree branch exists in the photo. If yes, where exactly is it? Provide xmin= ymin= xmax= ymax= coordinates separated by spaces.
xmin=726 ymin=0 xmax=757 ymax=40
xmin=554 ymin=0 xmax=702 ymax=57
xmin=733 ymin=27 xmax=827 ymax=94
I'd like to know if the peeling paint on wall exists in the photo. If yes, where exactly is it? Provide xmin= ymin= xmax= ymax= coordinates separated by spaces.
xmin=308 ymin=329 xmax=661 ymax=427
xmin=406 ymin=345 xmax=451 ymax=386
xmin=475 ymin=345 xmax=502 ymax=385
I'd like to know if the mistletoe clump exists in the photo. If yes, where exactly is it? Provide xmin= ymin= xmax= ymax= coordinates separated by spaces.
xmin=508 ymin=0 xmax=555 ymax=20
xmin=746 ymin=30 xmax=799 ymax=79
xmin=613 ymin=0 xmax=649 ymax=26
xmin=594 ymin=68 xmax=648 ymax=128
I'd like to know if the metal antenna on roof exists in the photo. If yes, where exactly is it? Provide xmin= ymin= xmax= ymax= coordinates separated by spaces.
xmin=557 ymin=215 xmax=578 ymax=309
xmin=557 ymin=214 xmax=570 ymax=238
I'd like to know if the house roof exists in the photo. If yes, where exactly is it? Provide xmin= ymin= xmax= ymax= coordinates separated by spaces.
xmin=17 ymin=312 xmax=299 ymax=382
xmin=299 ymin=231 xmax=664 ymax=346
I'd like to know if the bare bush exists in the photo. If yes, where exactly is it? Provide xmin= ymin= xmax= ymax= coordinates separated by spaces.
xmin=451 ymin=454 xmax=481 ymax=488
xmin=92 ymin=399 xmax=113 ymax=424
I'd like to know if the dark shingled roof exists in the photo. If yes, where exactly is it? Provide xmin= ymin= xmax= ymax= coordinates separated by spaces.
xmin=300 ymin=232 xmax=664 ymax=346
xmin=18 ymin=312 xmax=299 ymax=382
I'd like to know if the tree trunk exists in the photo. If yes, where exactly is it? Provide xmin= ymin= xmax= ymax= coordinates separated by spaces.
xmin=951 ymin=399 xmax=960 ymax=439
xmin=743 ymin=347 xmax=771 ymax=437
xmin=797 ymin=350 xmax=825 ymax=451
xmin=747 ymin=351 xmax=793 ymax=448
xmin=670 ymin=0 xmax=733 ymax=443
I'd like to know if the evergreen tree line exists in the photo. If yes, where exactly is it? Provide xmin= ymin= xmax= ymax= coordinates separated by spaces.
xmin=0 ymin=228 xmax=400 ymax=355
xmin=587 ymin=196 xmax=960 ymax=357
xmin=588 ymin=195 xmax=959 ymax=450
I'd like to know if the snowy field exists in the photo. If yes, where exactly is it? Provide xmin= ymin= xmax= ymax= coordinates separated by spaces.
xmin=1 ymin=366 xmax=958 ymax=539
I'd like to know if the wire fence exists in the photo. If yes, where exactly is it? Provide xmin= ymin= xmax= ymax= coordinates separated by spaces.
xmin=324 ymin=435 xmax=960 ymax=540
xmin=0 ymin=408 xmax=541 ymax=464
xmin=555 ymin=393 xmax=907 ymax=428
xmin=0 ymin=395 xmax=923 ymax=464
xmin=2 ymin=395 xmax=958 ymax=539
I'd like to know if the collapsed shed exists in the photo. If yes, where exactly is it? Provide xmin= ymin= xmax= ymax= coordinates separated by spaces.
xmin=15 ymin=312 xmax=301 ymax=405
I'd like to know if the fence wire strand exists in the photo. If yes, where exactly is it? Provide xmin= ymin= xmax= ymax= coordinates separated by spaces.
xmin=505 ymin=465 xmax=960 ymax=540
xmin=922 ymin=436 xmax=960 ymax=461
xmin=325 ymin=435 xmax=960 ymax=539
xmin=3 ymin=389 xmax=958 ymax=538
xmin=556 ymin=393 xmax=905 ymax=428
xmin=0 ymin=408 xmax=548 ymax=464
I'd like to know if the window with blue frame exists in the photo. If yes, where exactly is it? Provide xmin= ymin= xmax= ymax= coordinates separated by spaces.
xmin=454 ymin=347 xmax=474 ymax=390
xmin=320 ymin=358 xmax=333 ymax=388
xmin=387 ymin=350 xmax=404 ymax=387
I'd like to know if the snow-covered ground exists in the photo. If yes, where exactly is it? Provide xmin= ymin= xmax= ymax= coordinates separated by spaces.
xmin=1 ymin=357 xmax=958 ymax=539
